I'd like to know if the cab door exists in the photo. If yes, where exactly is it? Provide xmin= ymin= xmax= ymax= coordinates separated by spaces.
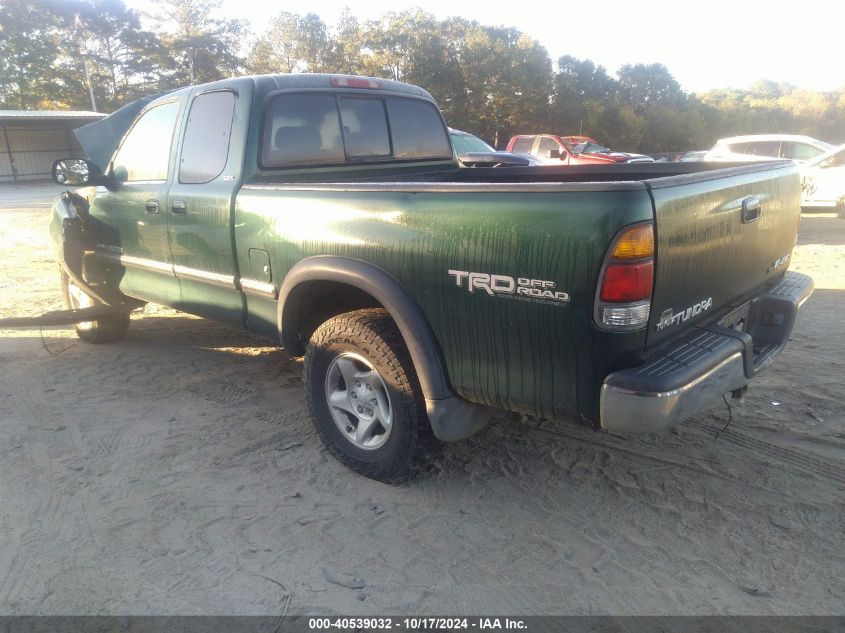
xmin=88 ymin=99 xmax=182 ymax=306
xmin=167 ymin=81 xmax=251 ymax=325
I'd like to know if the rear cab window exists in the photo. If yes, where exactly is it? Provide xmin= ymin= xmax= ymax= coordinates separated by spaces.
xmin=261 ymin=92 xmax=451 ymax=168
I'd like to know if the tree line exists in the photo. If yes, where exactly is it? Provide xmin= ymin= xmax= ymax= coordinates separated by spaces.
xmin=2 ymin=0 xmax=844 ymax=152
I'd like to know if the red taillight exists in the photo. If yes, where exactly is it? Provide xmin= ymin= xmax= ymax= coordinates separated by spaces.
xmin=600 ymin=261 xmax=654 ymax=302
xmin=330 ymin=76 xmax=382 ymax=89
xmin=595 ymin=222 xmax=655 ymax=331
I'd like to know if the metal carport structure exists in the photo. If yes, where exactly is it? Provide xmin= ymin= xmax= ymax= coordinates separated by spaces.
xmin=0 ymin=110 xmax=106 ymax=182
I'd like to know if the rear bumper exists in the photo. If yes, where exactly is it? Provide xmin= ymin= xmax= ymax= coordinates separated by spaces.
xmin=600 ymin=271 xmax=813 ymax=434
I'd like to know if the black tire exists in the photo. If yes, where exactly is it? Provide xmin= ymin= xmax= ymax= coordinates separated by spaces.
xmin=304 ymin=308 xmax=430 ymax=483
xmin=61 ymin=271 xmax=130 ymax=343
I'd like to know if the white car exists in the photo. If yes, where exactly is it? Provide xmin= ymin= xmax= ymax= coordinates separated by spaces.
xmin=801 ymin=143 xmax=845 ymax=209
xmin=703 ymin=134 xmax=834 ymax=163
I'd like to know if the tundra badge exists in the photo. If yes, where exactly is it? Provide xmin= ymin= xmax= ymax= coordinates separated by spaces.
xmin=656 ymin=297 xmax=713 ymax=332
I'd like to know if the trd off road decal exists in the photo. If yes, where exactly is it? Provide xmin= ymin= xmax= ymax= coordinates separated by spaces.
xmin=447 ymin=270 xmax=570 ymax=305
xmin=656 ymin=297 xmax=713 ymax=332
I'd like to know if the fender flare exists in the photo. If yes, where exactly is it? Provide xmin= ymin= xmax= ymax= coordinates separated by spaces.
xmin=277 ymin=255 xmax=453 ymax=401
xmin=277 ymin=256 xmax=491 ymax=441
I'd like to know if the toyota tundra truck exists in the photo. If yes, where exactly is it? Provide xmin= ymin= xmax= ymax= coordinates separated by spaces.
xmin=42 ymin=73 xmax=813 ymax=482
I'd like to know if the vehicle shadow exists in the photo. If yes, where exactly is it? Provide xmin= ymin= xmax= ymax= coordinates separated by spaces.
xmin=6 ymin=289 xmax=842 ymax=493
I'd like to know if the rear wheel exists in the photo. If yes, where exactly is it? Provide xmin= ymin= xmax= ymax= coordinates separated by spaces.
xmin=304 ymin=308 xmax=429 ymax=483
xmin=61 ymin=271 xmax=130 ymax=343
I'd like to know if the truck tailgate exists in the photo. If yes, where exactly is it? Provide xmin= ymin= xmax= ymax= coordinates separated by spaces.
xmin=645 ymin=161 xmax=802 ymax=347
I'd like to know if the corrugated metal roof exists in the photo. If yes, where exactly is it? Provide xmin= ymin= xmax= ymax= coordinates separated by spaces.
xmin=0 ymin=110 xmax=107 ymax=120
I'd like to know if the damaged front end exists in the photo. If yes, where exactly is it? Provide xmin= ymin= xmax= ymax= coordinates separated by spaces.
xmin=50 ymin=188 xmax=142 ymax=307
xmin=0 ymin=190 xmax=141 ymax=330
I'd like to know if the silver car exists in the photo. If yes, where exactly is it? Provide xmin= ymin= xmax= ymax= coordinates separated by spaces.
xmin=703 ymin=134 xmax=834 ymax=163
xmin=801 ymin=143 xmax=845 ymax=209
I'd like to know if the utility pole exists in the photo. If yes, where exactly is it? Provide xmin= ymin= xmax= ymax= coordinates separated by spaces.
xmin=82 ymin=54 xmax=98 ymax=112
xmin=75 ymin=15 xmax=97 ymax=112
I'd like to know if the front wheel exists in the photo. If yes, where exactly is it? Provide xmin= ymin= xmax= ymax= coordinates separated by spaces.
xmin=61 ymin=271 xmax=130 ymax=343
xmin=304 ymin=308 xmax=430 ymax=483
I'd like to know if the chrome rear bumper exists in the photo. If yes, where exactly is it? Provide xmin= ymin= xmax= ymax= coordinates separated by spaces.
xmin=600 ymin=271 xmax=814 ymax=434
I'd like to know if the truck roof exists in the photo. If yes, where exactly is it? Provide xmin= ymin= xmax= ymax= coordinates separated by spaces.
xmin=253 ymin=73 xmax=436 ymax=102
xmin=75 ymin=73 xmax=438 ymax=170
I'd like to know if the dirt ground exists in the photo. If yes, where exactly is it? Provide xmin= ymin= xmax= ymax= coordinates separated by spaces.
xmin=0 ymin=183 xmax=843 ymax=616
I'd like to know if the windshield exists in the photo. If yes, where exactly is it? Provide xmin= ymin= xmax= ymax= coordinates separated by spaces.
xmin=573 ymin=142 xmax=610 ymax=154
xmin=810 ymin=144 xmax=845 ymax=167
xmin=450 ymin=131 xmax=495 ymax=154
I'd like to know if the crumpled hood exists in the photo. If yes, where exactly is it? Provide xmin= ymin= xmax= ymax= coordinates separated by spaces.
xmin=74 ymin=92 xmax=172 ymax=169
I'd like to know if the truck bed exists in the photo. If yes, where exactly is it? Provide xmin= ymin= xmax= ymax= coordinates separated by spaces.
xmin=247 ymin=160 xmax=787 ymax=187
xmin=238 ymin=159 xmax=802 ymax=422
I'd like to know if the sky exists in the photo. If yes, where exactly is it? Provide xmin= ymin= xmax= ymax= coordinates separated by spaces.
xmin=129 ymin=0 xmax=843 ymax=93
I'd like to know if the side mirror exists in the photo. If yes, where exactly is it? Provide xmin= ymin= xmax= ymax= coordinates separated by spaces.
xmin=51 ymin=158 xmax=106 ymax=186
xmin=548 ymin=149 xmax=562 ymax=159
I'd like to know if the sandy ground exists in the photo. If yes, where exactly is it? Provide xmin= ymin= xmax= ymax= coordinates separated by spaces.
xmin=0 ymin=183 xmax=843 ymax=616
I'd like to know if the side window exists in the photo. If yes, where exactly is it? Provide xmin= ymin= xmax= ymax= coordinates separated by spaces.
xmin=538 ymin=137 xmax=559 ymax=158
xmin=782 ymin=142 xmax=824 ymax=161
xmin=112 ymin=102 xmax=180 ymax=182
xmin=387 ymin=98 xmax=451 ymax=159
xmin=745 ymin=141 xmax=780 ymax=157
xmin=179 ymin=91 xmax=236 ymax=184
xmin=339 ymin=98 xmax=390 ymax=158
xmin=262 ymin=94 xmax=344 ymax=167
xmin=512 ymin=137 xmax=534 ymax=153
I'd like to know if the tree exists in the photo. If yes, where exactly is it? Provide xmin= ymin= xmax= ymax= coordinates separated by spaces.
xmin=54 ymin=0 xmax=159 ymax=111
xmin=3 ymin=1 xmax=845 ymax=149
xmin=333 ymin=8 xmax=363 ymax=75
xmin=551 ymin=55 xmax=618 ymax=135
xmin=617 ymin=63 xmax=683 ymax=114
xmin=247 ymin=12 xmax=337 ymax=74
xmin=0 ymin=0 xmax=65 ymax=108
xmin=455 ymin=23 xmax=551 ymax=146
xmin=151 ymin=0 xmax=246 ymax=87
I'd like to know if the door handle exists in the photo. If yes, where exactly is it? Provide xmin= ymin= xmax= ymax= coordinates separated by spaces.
xmin=171 ymin=200 xmax=187 ymax=214
xmin=741 ymin=197 xmax=761 ymax=223
xmin=145 ymin=199 xmax=159 ymax=214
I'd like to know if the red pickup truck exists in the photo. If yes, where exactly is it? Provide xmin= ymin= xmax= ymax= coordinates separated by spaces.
xmin=507 ymin=134 xmax=653 ymax=165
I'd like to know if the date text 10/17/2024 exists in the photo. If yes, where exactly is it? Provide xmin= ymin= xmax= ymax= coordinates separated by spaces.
xmin=308 ymin=617 xmax=528 ymax=630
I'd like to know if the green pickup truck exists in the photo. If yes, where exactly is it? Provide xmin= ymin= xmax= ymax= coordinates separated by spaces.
xmin=46 ymin=73 xmax=813 ymax=482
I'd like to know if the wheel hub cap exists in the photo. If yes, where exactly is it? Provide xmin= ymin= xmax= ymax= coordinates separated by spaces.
xmin=325 ymin=353 xmax=393 ymax=450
